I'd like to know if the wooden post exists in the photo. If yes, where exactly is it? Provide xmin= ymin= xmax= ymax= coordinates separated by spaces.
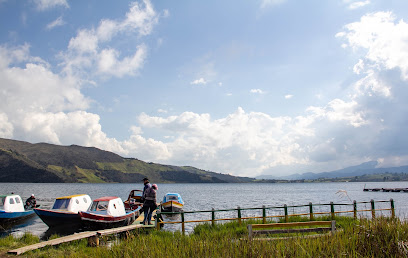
xmin=284 ymin=204 xmax=288 ymax=222
xmin=181 ymin=211 xmax=185 ymax=234
xmin=371 ymin=199 xmax=375 ymax=219
xmin=330 ymin=220 xmax=336 ymax=236
xmin=262 ymin=205 xmax=266 ymax=224
xmin=309 ymin=202 xmax=314 ymax=221
xmin=330 ymin=202 xmax=335 ymax=220
xmin=237 ymin=206 xmax=242 ymax=225
xmin=155 ymin=211 xmax=161 ymax=230
xmin=248 ymin=224 xmax=253 ymax=241
xmin=390 ymin=199 xmax=395 ymax=219
xmin=353 ymin=200 xmax=357 ymax=219
xmin=88 ymin=235 xmax=99 ymax=247
xmin=211 ymin=208 xmax=215 ymax=227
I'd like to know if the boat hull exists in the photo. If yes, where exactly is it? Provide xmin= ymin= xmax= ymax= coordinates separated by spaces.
xmin=34 ymin=208 xmax=82 ymax=228
xmin=79 ymin=209 xmax=139 ymax=230
xmin=0 ymin=210 xmax=35 ymax=227
xmin=161 ymin=201 xmax=183 ymax=212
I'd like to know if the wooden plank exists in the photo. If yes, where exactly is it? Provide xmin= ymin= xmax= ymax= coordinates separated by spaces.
xmin=253 ymin=227 xmax=330 ymax=235
xmin=97 ymin=223 xmax=152 ymax=236
xmin=249 ymin=232 xmax=333 ymax=241
xmin=251 ymin=221 xmax=332 ymax=229
xmin=8 ymin=212 xmax=157 ymax=255
xmin=8 ymin=231 xmax=97 ymax=255
xmin=135 ymin=209 xmax=157 ymax=223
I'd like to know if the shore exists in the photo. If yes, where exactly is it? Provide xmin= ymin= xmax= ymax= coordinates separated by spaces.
xmin=1 ymin=216 xmax=407 ymax=257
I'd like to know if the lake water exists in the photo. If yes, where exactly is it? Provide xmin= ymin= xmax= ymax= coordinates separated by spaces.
xmin=1 ymin=181 xmax=408 ymax=237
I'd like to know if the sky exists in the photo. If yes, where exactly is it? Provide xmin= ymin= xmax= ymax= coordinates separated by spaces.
xmin=1 ymin=0 xmax=408 ymax=178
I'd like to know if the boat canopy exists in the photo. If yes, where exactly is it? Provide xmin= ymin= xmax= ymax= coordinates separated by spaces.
xmin=88 ymin=197 xmax=126 ymax=216
xmin=51 ymin=194 xmax=91 ymax=213
xmin=0 ymin=195 xmax=24 ymax=212
xmin=162 ymin=193 xmax=184 ymax=204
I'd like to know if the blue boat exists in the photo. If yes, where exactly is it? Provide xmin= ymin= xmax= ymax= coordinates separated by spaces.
xmin=0 ymin=194 xmax=36 ymax=227
xmin=34 ymin=194 xmax=92 ymax=228
xmin=161 ymin=193 xmax=184 ymax=212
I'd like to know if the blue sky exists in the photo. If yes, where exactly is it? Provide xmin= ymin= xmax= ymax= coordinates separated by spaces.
xmin=1 ymin=0 xmax=408 ymax=177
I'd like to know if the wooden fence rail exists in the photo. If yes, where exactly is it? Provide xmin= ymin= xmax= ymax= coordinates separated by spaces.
xmin=155 ymin=199 xmax=395 ymax=234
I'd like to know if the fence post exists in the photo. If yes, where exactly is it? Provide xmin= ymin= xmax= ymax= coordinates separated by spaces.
xmin=371 ymin=199 xmax=375 ymax=219
xmin=237 ymin=206 xmax=242 ymax=225
xmin=284 ymin=204 xmax=288 ymax=222
xmin=390 ymin=199 xmax=395 ymax=219
xmin=330 ymin=202 xmax=335 ymax=220
xmin=181 ymin=211 xmax=185 ymax=234
xmin=248 ymin=224 xmax=253 ymax=241
xmin=262 ymin=205 xmax=266 ymax=224
xmin=212 ymin=208 xmax=215 ymax=227
xmin=353 ymin=200 xmax=357 ymax=219
xmin=309 ymin=202 xmax=314 ymax=221
xmin=155 ymin=211 xmax=161 ymax=230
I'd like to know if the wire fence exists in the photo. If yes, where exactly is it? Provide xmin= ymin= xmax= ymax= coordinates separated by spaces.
xmin=155 ymin=199 xmax=395 ymax=233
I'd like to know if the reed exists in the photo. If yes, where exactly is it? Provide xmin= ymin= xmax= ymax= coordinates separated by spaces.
xmin=2 ymin=216 xmax=408 ymax=257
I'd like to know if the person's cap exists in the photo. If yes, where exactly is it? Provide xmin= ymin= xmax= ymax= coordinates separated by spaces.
xmin=152 ymin=184 xmax=158 ymax=190
xmin=31 ymin=194 xmax=35 ymax=197
xmin=142 ymin=177 xmax=149 ymax=181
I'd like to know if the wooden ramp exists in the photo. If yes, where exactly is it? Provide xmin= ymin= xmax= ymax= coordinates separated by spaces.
xmin=8 ymin=222 xmax=154 ymax=255
xmin=8 ymin=231 xmax=97 ymax=255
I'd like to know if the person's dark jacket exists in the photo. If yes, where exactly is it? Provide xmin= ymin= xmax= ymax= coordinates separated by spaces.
xmin=25 ymin=197 xmax=36 ymax=208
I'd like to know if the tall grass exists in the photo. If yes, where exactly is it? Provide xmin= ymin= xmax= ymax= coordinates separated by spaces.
xmin=2 ymin=216 xmax=408 ymax=257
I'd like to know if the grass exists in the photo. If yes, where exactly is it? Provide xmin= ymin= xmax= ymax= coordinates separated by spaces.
xmin=1 ymin=216 xmax=408 ymax=257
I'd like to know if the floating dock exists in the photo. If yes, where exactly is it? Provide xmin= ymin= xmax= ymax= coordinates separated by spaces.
xmin=363 ymin=187 xmax=408 ymax=192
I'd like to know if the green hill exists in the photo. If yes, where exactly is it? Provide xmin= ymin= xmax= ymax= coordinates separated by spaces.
xmin=0 ymin=138 xmax=254 ymax=183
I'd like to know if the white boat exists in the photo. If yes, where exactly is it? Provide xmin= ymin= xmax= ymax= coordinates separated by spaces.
xmin=79 ymin=196 xmax=140 ymax=230
xmin=34 ymin=194 xmax=92 ymax=228
xmin=0 ymin=194 xmax=36 ymax=227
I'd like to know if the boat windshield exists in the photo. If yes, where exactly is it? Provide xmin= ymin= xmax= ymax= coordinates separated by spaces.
xmin=52 ymin=199 xmax=70 ymax=210
xmin=168 ymin=195 xmax=178 ymax=201
xmin=90 ymin=201 xmax=109 ymax=211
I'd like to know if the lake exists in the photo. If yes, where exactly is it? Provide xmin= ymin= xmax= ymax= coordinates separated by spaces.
xmin=1 ymin=181 xmax=408 ymax=237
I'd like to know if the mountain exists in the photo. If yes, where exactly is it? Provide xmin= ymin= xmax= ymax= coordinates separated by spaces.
xmin=0 ymin=138 xmax=254 ymax=183
xmin=257 ymin=161 xmax=408 ymax=180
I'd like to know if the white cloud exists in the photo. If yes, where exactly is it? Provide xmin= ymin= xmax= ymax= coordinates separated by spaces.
xmin=347 ymin=0 xmax=370 ymax=10
xmin=353 ymin=70 xmax=391 ymax=97
xmin=0 ymin=113 xmax=13 ymax=138
xmin=190 ymin=78 xmax=207 ymax=85
xmin=5 ymin=6 xmax=408 ymax=178
xmin=337 ymin=12 xmax=408 ymax=80
xmin=125 ymin=104 xmax=372 ymax=176
xmin=285 ymin=94 xmax=293 ymax=99
xmin=33 ymin=0 xmax=69 ymax=11
xmin=307 ymin=99 xmax=367 ymax=127
xmin=63 ymin=0 xmax=159 ymax=79
xmin=46 ymin=16 xmax=65 ymax=30
xmin=68 ymin=29 xmax=98 ymax=54
xmin=97 ymin=45 xmax=147 ymax=77
xmin=250 ymin=89 xmax=266 ymax=94
xmin=122 ymin=0 xmax=158 ymax=36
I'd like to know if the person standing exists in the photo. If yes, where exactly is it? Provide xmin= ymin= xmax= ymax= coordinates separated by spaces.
xmin=142 ymin=177 xmax=151 ymax=200
xmin=142 ymin=180 xmax=157 ymax=225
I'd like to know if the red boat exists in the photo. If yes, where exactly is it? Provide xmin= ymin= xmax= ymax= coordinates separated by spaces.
xmin=79 ymin=196 xmax=140 ymax=230
xmin=123 ymin=189 xmax=143 ymax=210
